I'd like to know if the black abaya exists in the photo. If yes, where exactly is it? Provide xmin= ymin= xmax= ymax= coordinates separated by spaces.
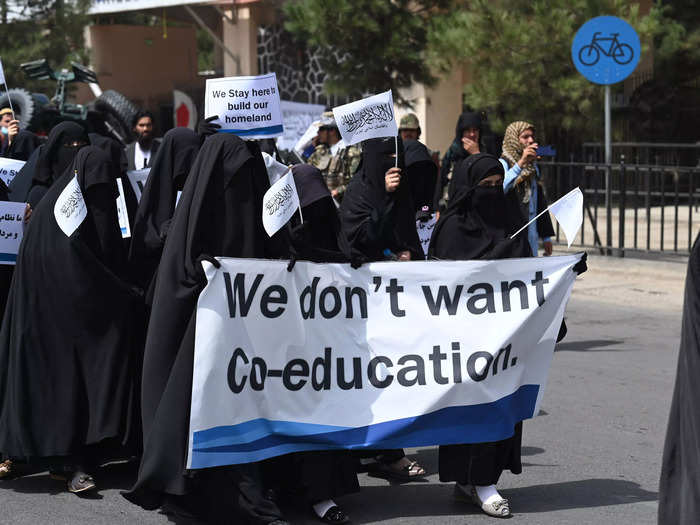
xmin=5 ymin=129 xmax=41 ymax=161
xmin=128 ymin=127 xmax=200 ymax=290
xmin=125 ymin=134 xmax=285 ymax=524
xmin=659 ymin=233 xmax=700 ymax=524
xmin=403 ymin=139 xmax=438 ymax=212
xmin=429 ymin=153 xmax=530 ymax=486
xmin=0 ymin=146 xmax=139 ymax=462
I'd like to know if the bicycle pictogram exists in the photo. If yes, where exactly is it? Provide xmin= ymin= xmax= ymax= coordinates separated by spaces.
xmin=578 ymin=32 xmax=634 ymax=66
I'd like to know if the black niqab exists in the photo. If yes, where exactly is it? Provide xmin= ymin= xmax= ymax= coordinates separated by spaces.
xmin=339 ymin=136 xmax=422 ymax=263
xmin=128 ymin=128 xmax=200 ymax=289
xmin=0 ymin=146 xmax=139 ymax=460
xmin=403 ymin=139 xmax=438 ymax=211
xmin=428 ymin=153 xmax=530 ymax=261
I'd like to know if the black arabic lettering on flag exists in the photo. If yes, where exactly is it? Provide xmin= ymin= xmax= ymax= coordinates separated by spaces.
xmin=340 ymin=102 xmax=395 ymax=134
xmin=60 ymin=187 xmax=84 ymax=219
xmin=265 ymin=183 xmax=294 ymax=216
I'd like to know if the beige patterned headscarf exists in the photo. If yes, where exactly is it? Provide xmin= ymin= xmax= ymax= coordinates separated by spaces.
xmin=501 ymin=121 xmax=536 ymax=204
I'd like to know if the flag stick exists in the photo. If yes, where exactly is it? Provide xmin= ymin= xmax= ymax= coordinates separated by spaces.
xmin=394 ymin=135 xmax=398 ymax=168
xmin=510 ymin=187 xmax=580 ymax=240
xmin=3 ymin=84 xmax=14 ymax=119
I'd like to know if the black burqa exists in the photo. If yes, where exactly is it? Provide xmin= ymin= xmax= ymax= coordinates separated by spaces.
xmin=659 ymin=233 xmax=700 ymax=524
xmin=0 ymin=146 xmax=140 ymax=462
xmin=125 ymin=134 xmax=285 ymax=524
xmin=439 ymin=111 xmax=482 ymax=195
xmin=339 ymin=136 xmax=422 ymax=264
xmin=23 ymin=122 xmax=89 ymax=207
xmin=262 ymin=164 xmax=359 ymax=505
xmin=403 ymin=139 xmax=438 ymax=211
xmin=128 ymin=127 xmax=200 ymax=290
xmin=6 ymin=129 xmax=41 ymax=161
xmin=429 ymin=154 xmax=529 ymax=486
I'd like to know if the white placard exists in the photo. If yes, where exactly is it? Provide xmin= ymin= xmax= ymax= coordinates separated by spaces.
xmin=204 ymin=73 xmax=283 ymax=139
xmin=89 ymin=0 xmax=211 ymax=14
xmin=116 ymin=178 xmax=131 ymax=239
xmin=54 ymin=175 xmax=87 ymax=237
xmin=262 ymin=168 xmax=298 ymax=237
xmin=0 ymin=202 xmax=26 ymax=265
xmin=187 ymin=253 xmax=582 ymax=468
xmin=0 ymin=158 xmax=25 ymax=187
xmin=277 ymin=100 xmax=324 ymax=152
xmin=126 ymin=168 xmax=150 ymax=203
xmin=417 ymin=213 xmax=438 ymax=257
xmin=332 ymin=90 xmax=398 ymax=146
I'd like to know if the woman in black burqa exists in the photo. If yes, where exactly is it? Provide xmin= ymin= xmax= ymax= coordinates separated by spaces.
xmin=261 ymin=164 xmax=358 ymax=524
xmin=128 ymin=127 xmax=200 ymax=292
xmin=659 ymin=233 xmax=700 ymax=525
xmin=429 ymin=153 xmax=530 ymax=518
xmin=5 ymin=129 xmax=41 ymax=161
xmin=0 ymin=146 xmax=141 ymax=493
xmin=125 ymin=133 xmax=288 ymax=525
xmin=338 ymin=136 xmax=426 ymax=481
xmin=403 ymin=139 xmax=438 ymax=213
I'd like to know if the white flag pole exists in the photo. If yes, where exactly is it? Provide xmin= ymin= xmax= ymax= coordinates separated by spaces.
xmin=394 ymin=135 xmax=398 ymax=168
xmin=510 ymin=187 xmax=580 ymax=240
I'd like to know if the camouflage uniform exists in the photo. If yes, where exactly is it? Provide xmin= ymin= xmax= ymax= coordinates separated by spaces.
xmin=308 ymin=142 xmax=361 ymax=199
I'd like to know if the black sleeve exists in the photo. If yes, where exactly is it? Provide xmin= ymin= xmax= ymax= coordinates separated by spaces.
xmin=536 ymin=183 xmax=555 ymax=239
xmin=85 ymin=183 xmax=126 ymax=273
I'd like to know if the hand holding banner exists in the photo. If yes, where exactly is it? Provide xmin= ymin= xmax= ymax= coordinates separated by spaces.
xmin=332 ymin=90 xmax=398 ymax=146
xmin=204 ymin=73 xmax=283 ymax=139
xmin=261 ymin=168 xmax=299 ymax=237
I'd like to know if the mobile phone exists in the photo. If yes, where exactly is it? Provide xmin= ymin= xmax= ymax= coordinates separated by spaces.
xmin=536 ymin=145 xmax=557 ymax=157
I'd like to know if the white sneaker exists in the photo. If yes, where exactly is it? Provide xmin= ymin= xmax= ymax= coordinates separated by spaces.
xmin=454 ymin=483 xmax=511 ymax=518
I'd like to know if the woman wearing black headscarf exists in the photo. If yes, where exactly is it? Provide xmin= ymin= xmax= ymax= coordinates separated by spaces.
xmin=403 ymin=139 xmax=439 ymax=213
xmin=0 ymin=146 xmax=141 ymax=493
xmin=25 ymin=122 xmax=90 ymax=207
xmin=429 ymin=154 xmax=530 ymax=518
xmin=262 ymin=164 xmax=357 ymax=524
xmin=128 ymin=127 xmax=200 ymax=292
xmin=125 ymin=134 xmax=288 ymax=525
xmin=340 ymin=136 xmax=423 ymax=265
xmin=338 ymin=136 xmax=425 ymax=481
xmin=5 ymin=129 xmax=41 ymax=161
xmin=438 ymin=112 xmax=483 ymax=209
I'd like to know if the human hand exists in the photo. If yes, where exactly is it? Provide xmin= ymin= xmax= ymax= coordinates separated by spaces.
xmin=331 ymin=188 xmax=339 ymax=198
xmin=385 ymin=167 xmax=401 ymax=192
xmin=196 ymin=115 xmax=221 ymax=139
xmin=23 ymin=204 xmax=32 ymax=224
xmin=398 ymin=250 xmax=411 ymax=261
xmin=543 ymin=240 xmax=553 ymax=256
xmin=461 ymin=137 xmax=480 ymax=155
xmin=518 ymin=143 xmax=538 ymax=167
xmin=7 ymin=120 xmax=19 ymax=145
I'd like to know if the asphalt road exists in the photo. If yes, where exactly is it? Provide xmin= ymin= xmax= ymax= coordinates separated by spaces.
xmin=0 ymin=253 xmax=684 ymax=524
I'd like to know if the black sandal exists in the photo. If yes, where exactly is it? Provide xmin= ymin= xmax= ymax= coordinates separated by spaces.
xmin=319 ymin=505 xmax=350 ymax=524
xmin=67 ymin=471 xmax=96 ymax=493
xmin=370 ymin=459 xmax=426 ymax=481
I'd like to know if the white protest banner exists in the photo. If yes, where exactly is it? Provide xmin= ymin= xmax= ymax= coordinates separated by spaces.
xmin=277 ymin=100 xmax=324 ymax=152
xmin=187 ymin=253 xmax=583 ymax=468
xmin=549 ymin=187 xmax=584 ymax=247
xmin=126 ymin=168 xmax=150 ymax=203
xmin=205 ymin=73 xmax=283 ymax=139
xmin=416 ymin=213 xmax=438 ymax=257
xmin=332 ymin=90 xmax=398 ymax=146
xmin=116 ymin=178 xmax=131 ymax=239
xmin=89 ymin=0 xmax=211 ymax=14
xmin=54 ymin=175 xmax=87 ymax=237
xmin=0 ymin=202 xmax=26 ymax=265
xmin=0 ymin=157 xmax=25 ymax=187
xmin=261 ymin=168 xmax=298 ymax=237
xmin=294 ymin=121 xmax=320 ymax=158
xmin=261 ymin=152 xmax=290 ymax=186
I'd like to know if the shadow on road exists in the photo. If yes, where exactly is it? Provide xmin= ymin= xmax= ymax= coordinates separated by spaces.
xmin=555 ymin=339 xmax=625 ymax=352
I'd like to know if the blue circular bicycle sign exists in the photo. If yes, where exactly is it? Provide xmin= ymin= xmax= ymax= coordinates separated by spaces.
xmin=572 ymin=16 xmax=641 ymax=85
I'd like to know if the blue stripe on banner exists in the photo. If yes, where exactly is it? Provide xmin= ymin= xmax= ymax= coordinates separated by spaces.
xmin=189 ymin=384 xmax=539 ymax=469
xmin=0 ymin=253 xmax=17 ymax=263
xmin=218 ymin=125 xmax=284 ymax=136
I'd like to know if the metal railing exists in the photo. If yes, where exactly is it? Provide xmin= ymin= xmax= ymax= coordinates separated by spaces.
xmin=539 ymin=158 xmax=700 ymax=256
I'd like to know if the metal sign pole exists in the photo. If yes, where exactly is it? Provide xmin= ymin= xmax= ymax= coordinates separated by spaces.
xmin=605 ymin=84 xmax=612 ymax=253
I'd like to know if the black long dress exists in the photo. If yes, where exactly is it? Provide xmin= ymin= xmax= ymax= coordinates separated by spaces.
xmin=0 ymin=146 xmax=140 ymax=467
xmin=128 ymin=127 xmax=200 ymax=291
xmin=429 ymin=153 xmax=531 ymax=486
xmin=125 ymin=134 xmax=286 ymax=524
xmin=659 ymin=233 xmax=700 ymax=524
xmin=262 ymin=164 xmax=359 ymax=506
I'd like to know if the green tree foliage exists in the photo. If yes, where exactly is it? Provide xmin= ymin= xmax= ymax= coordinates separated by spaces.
xmin=283 ymin=0 xmax=452 ymax=104
xmin=427 ymin=0 xmax=670 ymax=146
xmin=0 ymin=0 xmax=91 ymax=95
